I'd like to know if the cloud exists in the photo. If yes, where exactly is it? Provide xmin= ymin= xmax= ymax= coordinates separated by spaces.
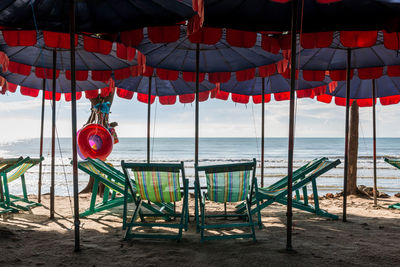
xmin=0 ymin=99 xmax=43 ymax=112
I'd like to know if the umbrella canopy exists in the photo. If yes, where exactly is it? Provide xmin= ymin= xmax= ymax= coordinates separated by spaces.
xmin=1 ymin=70 xmax=107 ymax=94
xmin=299 ymin=32 xmax=400 ymax=73
xmin=0 ymin=0 xmax=195 ymax=33
xmin=319 ymin=73 xmax=400 ymax=106
xmin=0 ymin=32 xmax=136 ymax=72
xmin=135 ymin=27 xmax=283 ymax=73
xmin=115 ymin=74 xmax=215 ymax=96
xmin=201 ymin=0 xmax=400 ymax=32
xmin=219 ymin=73 xmax=329 ymax=95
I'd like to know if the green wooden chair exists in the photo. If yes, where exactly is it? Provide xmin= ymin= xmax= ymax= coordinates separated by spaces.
xmin=236 ymin=158 xmax=341 ymax=220
xmin=194 ymin=159 xmax=261 ymax=242
xmin=0 ymin=157 xmax=43 ymax=213
xmin=77 ymin=158 xmax=175 ymax=220
xmin=121 ymin=161 xmax=189 ymax=241
xmin=0 ymin=157 xmax=23 ymax=214
xmin=384 ymin=158 xmax=400 ymax=209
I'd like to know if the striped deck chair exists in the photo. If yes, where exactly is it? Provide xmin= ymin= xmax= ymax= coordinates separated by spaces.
xmin=235 ymin=157 xmax=328 ymax=213
xmin=194 ymin=159 xmax=261 ymax=242
xmin=121 ymin=161 xmax=189 ymax=241
xmin=77 ymin=158 xmax=173 ymax=220
xmin=384 ymin=158 xmax=400 ymax=209
xmin=0 ymin=157 xmax=43 ymax=213
xmin=240 ymin=158 xmax=341 ymax=220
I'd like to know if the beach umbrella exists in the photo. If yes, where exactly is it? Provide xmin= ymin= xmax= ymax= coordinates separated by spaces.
xmin=0 ymin=0 xmax=195 ymax=33
xmin=135 ymin=25 xmax=283 ymax=164
xmin=293 ymin=30 xmax=400 ymax=221
xmin=318 ymin=73 xmax=400 ymax=206
xmin=0 ymin=30 xmax=136 ymax=225
xmin=115 ymin=74 xmax=215 ymax=162
xmin=0 ymin=32 xmax=135 ymax=71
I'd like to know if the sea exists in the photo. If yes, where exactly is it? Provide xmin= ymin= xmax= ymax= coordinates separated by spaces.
xmin=1 ymin=137 xmax=400 ymax=197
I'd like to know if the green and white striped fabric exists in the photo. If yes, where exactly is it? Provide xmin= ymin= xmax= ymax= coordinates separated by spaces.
xmin=206 ymin=170 xmax=251 ymax=203
xmin=133 ymin=171 xmax=181 ymax=203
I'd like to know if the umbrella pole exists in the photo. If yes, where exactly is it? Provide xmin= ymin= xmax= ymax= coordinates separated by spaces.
xmin=343 ymin=48 xmax=352 ymax=222
xmin=261 ymin=77 xmax=265 ymax=188
xmin=286 ymin=0 xmax=299 ymax=252
xmin=372 ymin=79 xmax=377 ymax=206
xmin=70 ymin=0 xmax=80 ymax=252
xmin=147 ymin=77 xmax=152 ymax=163
xmin=195 ymin=43 xmax=200 ymax=166
xmin=38 ymin=79 xmax=46 ymax=203
xmin=50 ymin=50 xmax=57 ymax=219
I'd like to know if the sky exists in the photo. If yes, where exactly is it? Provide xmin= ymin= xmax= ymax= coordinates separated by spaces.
xmin=0 ymin=90 xmax=399 ymax=143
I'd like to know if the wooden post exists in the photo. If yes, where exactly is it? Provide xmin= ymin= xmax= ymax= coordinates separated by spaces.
xmin=69 ymin=0 xmax=80 ymax=252
xmin=147 ymin=77 xmax=152 ymax=163
xmin=195 ymin=43 xmax=200 ymax=166
xmin=348 ymin=101 xmax=359 ymax=195
xmin=50 ymin=50 xmax=57 ymax=219
xmin=372 ymin=79 xmax=377 ymax=206
xmin=343 ymin=48 xmax=352 ymax=222
xmin=38 ymin=79 xmax=46 ymax=203
xmin=287 ymin=0 xmax=299 ymax=252
xmin=261 ymin=77 xmax=265 ymax=188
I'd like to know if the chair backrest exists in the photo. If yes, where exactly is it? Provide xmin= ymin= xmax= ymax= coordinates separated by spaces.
xmin=384 ymin=158 xmax=400 ymax=170
xmin=0 ymin=157 xmax=23 ymax=173
xmin=196 ymin=159 xmax=256 ymax=203
xmin=267 ymin=157 xmax=327 ymax=190
xmin=3 ymin=157 xmax=43 ymax=183
xmin=77 ymin=159 xmax=126 ymax=192
xmin=121 ymin=162 xmax=184 ymax=203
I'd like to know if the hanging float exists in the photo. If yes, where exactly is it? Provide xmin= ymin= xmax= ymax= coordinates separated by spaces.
xmin=77 ymin=101 xmax=118 ymax=160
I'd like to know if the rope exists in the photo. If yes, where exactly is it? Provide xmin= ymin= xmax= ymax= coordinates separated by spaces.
xmin=52 ymin=100 xmax=74 ymax=216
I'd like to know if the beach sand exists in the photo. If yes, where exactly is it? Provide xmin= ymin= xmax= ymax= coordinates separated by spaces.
xmin=0 ymin=194 xmax=399 ymax=266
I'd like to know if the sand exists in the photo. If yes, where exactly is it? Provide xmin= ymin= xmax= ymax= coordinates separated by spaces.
xmin=0 ymin=194 xmax=399 ymax=266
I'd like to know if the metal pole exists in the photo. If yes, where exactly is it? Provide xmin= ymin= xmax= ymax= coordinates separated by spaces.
xmin=287 ymin=0 xmax=299 ymax=252
xmin=261 ymin=77 xmax=265 ymax=188
xmin=147 ymin=77 xmax=152 ymax=163
xmin=38 ymin=79 xmax=46 ymax=203
xmin=343 ymin=48 xmax=352 ymax=222
xmin=195 ymin=43 xmax=200 ymax=166
xmin=372 ymin=79 xmax=377 ymax=206
xmin=70 ymin=0 xmax=80 ymax=252
xmin=50 ymin=50 xmax=57 ymax=219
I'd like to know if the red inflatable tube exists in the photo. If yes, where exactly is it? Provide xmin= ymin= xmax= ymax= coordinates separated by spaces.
xmin=77 ymin=124 xmax=113 ymax=161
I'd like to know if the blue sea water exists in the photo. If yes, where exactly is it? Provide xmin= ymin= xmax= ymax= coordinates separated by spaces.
xmin=1 ymin=137 xmax=399 ymax=196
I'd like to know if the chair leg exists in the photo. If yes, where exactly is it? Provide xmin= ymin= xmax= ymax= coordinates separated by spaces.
xmin=255 ymin=197 xmax=262 ymax=229
xmin=200 ymin=202 xmax=205 ymax=242
xmin=311 ymin=179 xmax=321 ymax=212
xmin=21 ymin=174 xmax=28 ymax=201
xmin=89 ymin=180 xmax=99 ymax=213
xmin=2 ymin=174 xmax=10 ymax=207
xmin=124 ymin=198 xmax=142 ymax=240
xmin=184 ymin=180 xmax=189 ymax=231
xmin=246 ymin=197 xmax=256 ymax=242
xmin=177 ymin=193 xmax=188 ymax=242
xmin=195 ymin=182 xmax=200 ymax=233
